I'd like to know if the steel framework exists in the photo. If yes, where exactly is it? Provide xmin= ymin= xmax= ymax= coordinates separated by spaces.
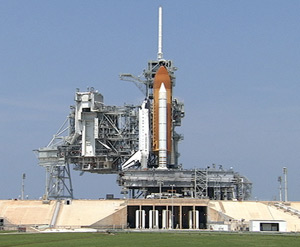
xmin=36 ymin=89 xmax=140 ymax=200
xmin=34 ymin=116 xmax=74 ymax=200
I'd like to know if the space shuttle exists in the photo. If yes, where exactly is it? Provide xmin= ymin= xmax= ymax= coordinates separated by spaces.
xmin=122 ymin=6 xmax=175 ymax=170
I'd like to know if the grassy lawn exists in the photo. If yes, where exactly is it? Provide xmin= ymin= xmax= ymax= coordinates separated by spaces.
xmin=0 ymin=232 xmax=300 ymax=247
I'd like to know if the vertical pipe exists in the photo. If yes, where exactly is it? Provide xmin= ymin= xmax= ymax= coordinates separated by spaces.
xmin=157 ymin=6 xmax=163 ymax=60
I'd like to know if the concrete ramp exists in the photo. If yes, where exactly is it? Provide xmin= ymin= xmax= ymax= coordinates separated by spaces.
xmin=210 ymin=201 xmax=274 ymax=220
xmin=55 ymin=200 xmax=126 ymax=228
xmin=0 ymin=199 xmax=126 ymax=228
xmin=0 ymin=200 xmax=55 ymax=226
xmin=90 ymin=207 xmax=127 ymax=229
xmin=209 ymin=201 xmax=300 ymax=232
xmin=289 ymin=202 xmax=300 ymax=211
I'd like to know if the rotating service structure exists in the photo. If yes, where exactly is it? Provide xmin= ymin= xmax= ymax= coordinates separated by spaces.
xmin=35 ymin=6 xmax=252 ymax=201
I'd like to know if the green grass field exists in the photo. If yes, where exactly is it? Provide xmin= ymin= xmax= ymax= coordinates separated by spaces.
xmin=1 ymin=232 xmax=300 ymax=247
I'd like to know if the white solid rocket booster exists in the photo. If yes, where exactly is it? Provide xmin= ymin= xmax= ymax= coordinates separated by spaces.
xmin=158 ymin=83 xmax=167 ymax=169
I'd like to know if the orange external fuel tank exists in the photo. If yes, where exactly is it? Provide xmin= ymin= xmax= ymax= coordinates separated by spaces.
xmin=152 ymin=65 xmax=172 ymax=153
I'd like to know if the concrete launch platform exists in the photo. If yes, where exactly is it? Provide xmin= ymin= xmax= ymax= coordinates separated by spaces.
xmin=1 ymin=199 xmax=300 ymax=232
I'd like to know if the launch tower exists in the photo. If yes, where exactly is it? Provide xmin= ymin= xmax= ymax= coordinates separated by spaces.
xmin=35 ymin=7 xmax=251 ymax=201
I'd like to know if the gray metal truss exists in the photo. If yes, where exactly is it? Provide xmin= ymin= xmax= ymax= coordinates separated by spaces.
xmin=193 ymin=169 xmax=208 ymax=199
xmin=68 ymin=103 xmax=139 ymax=173
xmin=44 ymin=163 xmax=73 ymax=200
xmin=35 ymin=89 xmax=140 ymax=199
xmin=35 ymin=116 xmax=74 ymax=200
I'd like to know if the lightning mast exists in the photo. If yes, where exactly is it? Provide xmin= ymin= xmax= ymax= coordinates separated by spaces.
xmin=157 ymin=6 xmax=163 ymax=60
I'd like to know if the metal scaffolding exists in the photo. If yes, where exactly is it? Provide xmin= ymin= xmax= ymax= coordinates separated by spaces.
xmin=193 ymin=169 xmax=208 ymax=199
xmin=34 ymin=116 xmax=74 ymax=200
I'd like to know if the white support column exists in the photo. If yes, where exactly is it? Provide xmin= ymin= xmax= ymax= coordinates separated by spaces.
xmin=189 ymin=210 xmax=199 ymax=229
xmin=149 ymin=210 xmax=159 ymax=229
xmin=162 ymin=210 xmax=171 ymax=229
xmin=136 ymin=210 xmax=145 ymax=229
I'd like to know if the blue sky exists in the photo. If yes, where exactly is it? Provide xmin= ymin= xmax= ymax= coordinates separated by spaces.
xmin=1 ymin=0 xmax=300 ymax=201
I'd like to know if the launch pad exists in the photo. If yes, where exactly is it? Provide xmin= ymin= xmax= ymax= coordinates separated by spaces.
xmin=35 ymin=7 xmax=251 ymax=201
